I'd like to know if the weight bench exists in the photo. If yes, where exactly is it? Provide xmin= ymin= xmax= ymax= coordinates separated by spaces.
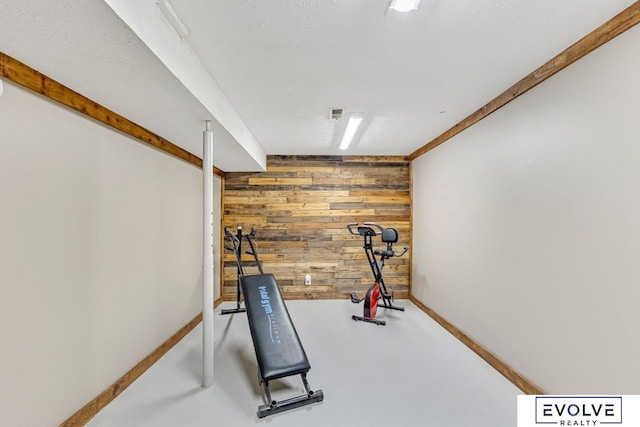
xmin=239 ymin=274 xmax=324 ymax=418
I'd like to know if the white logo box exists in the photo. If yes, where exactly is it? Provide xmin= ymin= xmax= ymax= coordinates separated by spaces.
xmin=517 ymin=395 xmax=640 ymax=427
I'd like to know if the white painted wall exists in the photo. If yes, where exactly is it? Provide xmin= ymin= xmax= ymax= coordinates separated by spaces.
xmin=412 ymin=25 xmax=640 ymax=394
xmin=0 ymin=81 xmax=221 ymax=426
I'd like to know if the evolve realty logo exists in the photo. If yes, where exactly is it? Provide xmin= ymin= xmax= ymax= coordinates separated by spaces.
xmin=517 ymin=396 xmax=640 ymax=427
xmin=535 ymin=396 xmax=621 ymax=425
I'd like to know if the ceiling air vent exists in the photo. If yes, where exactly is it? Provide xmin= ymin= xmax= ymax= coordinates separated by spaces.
xmin=329 ymin=108 xmax=344 ymax=120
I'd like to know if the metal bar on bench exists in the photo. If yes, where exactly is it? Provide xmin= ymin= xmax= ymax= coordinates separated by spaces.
xmin=257 ymin=374 xmax=324 ymax=418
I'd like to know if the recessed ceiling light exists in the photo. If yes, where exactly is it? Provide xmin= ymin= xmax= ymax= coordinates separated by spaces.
xmin=389 ymin=0 xmax=421 ymax=12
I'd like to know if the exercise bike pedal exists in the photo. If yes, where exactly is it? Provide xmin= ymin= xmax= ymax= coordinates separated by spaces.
xmin=380 ymin=293 xmax=393 ymax=301
xmin=350 ymin=293 xmax=362 ymax=304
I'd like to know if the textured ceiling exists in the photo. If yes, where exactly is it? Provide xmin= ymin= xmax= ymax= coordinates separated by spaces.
xmin=0 ymin=0 xmax=263 ymax=171
xmin=177 ymin=0 xmax=634 ymax=156
xmin=0 ymin=0 xmax=635 ymax=170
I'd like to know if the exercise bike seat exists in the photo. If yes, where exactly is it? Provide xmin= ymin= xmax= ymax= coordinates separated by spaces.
xmin=376 ymin=228 xmax=399 ymax=258
xmin=374 ymin=249 xmax=395 ymax=258
xmin=381 ymin=228 xmax=399 ymax=243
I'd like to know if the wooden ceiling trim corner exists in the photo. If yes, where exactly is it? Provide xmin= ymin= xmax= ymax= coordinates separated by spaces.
xmin=1 ymin=51 xmax=227 ymax=178
xmin=409 ymin=1 xmax=640 ymax=160
xmin=342 ymin=155 xmax=410 ymax=163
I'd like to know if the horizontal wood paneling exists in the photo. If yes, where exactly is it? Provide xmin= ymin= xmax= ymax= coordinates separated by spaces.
xmin=223 ymin=155 xmax=410 ymax=299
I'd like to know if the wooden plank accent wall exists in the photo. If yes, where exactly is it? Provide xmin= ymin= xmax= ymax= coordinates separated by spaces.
xmin=223 ymin=155 xmax=411 ymax=300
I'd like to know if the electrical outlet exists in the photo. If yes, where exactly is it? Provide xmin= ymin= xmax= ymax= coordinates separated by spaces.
xmin=304 ymin=274 xmax=311 ymax=285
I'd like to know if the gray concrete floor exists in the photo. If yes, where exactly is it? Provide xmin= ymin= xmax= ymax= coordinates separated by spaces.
xmin=87 ymin=299 xmax=521 ymax=426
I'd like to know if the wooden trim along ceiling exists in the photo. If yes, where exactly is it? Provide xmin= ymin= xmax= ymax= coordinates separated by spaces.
xmin=59 ymin=298 xmax=225 ymax=426
xmin=409 ymin=296 xmax=544 ymax=395
xmin=0 ymin=52 xmax=224 ymax=177
xmin=406 ymin=0 xmax=640 ymax=397
xmin=409 ymin=1 xmax=640 ymax=160
xmin=0 ymin=51 xmax=226 ymax=425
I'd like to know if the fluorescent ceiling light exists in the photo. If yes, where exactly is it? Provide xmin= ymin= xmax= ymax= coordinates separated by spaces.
xmin=339 ymin=113 xmax=364 ymax=150
xmin=389 ymin=0 xmax=421 ymax=12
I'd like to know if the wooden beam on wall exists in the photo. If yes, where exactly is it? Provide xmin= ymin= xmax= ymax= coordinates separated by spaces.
xmin=0 ymin=51 xmax=227 ymax=423
xmin=59 ymin=299 xmax=224 ymax=426
xmin=0 ymin=51 xmax=224 ymax=177
xmin=60 ymin=313 xmax=197 ymax=426
xmin=409 ymin=296 xmax=544 ymax=395
xmin=409 ymin=2 xmax=640 ymax=160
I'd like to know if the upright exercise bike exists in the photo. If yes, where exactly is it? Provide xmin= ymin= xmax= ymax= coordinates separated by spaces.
xmin=347 ymin=222 xmax=408 ymax=326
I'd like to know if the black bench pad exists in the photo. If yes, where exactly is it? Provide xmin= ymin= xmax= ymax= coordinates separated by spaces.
xmin=239 ymin=274 xmax=311 ymax=382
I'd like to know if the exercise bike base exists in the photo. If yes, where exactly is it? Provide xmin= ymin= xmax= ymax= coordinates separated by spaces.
xmin=352 ymin=315 xmax=386 ymax=326
xmin=378 ymin=303 xmax=405 ymax=312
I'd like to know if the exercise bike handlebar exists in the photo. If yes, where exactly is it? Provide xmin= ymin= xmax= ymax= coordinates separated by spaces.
xmin=363 ymin=222 xmax=385 ymax=233
xmin=346 ymin=222 xmax=384 ymax=236
xmin=395 ymin=247 xmax=408 ymax=257
xmin=346 ymin=223 xmax=360 ymax=235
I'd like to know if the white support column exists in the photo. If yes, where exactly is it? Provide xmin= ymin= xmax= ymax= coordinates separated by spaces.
xmin=202 ymin=120 xmax=214 ymax=388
